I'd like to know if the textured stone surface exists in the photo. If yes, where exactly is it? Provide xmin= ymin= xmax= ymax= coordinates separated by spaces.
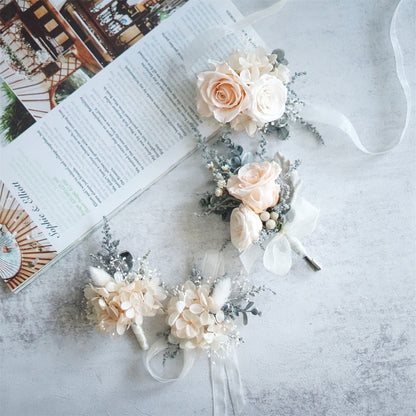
xmin=1 ymin=1 xmax=415 ymax=415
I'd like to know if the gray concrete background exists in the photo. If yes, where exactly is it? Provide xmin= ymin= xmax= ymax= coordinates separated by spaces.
xmin=1 ymin=0 xmax=415 ymax=415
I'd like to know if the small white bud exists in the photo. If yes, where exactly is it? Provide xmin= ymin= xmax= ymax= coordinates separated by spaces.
xmin=270 ymin=211 xmax=279 ymax=221
xmin=266 ymin=219 xmax=277 ymax=230
xmin=215 ymin=188 xmax=223 ymax=197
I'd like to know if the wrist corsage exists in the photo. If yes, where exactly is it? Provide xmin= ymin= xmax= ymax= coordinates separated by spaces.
xmin=196 ymin=46 xmax=323 ymax=144
xmin=144 ymin=250 xmax=267 ymax=415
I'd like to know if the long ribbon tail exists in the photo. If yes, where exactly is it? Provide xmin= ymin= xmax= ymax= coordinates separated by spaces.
xmin=210 ymin=356 xmax=228 ymax=416
xmin=302 ymin=0 xmax=411 ymax=155
xmin=224 ymin=348 xmax=246 ymax=415
xmin=210 ymin=348 xmax=246 ymax=416
xmin=144 ymin=339 xmax=196 ymax=383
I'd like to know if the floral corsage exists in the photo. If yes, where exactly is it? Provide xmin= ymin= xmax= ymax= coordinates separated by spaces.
xmin=84 ymin=220 xmax=166 ymax=350
xmin=200 ymin=136 xmax=321 ymax=275
xmin=196 ymin=46 xmax=322 ymax=143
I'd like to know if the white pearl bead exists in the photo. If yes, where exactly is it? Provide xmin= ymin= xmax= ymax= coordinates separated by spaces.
xmin=266 ymin=219 xmax=276 ymax=230
xmin=260 ymin=211 xmax=270 ymax=222
xmin=270 ymin=211 xmax=279 ymax=221
xmin=215 ymin=188 xmax=223 ymax=197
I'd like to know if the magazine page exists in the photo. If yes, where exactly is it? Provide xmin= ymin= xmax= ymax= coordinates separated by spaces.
xmin=0 ymin=0 xmax=191 ymax=136
xmin=0 ymin=0 xmax=263 ymax=291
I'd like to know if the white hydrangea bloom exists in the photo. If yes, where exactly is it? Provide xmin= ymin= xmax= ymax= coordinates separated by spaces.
xmin=85 ymin=269 xmax=166 ymax=336
xmin=167 ymin=280 xmax=235 ymax=351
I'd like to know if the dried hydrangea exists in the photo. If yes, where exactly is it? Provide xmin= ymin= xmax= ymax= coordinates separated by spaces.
xmin=166 ymin=279 xmax=236 ymax=351
xmin=85 ymin=267 xmax=167 ymax=336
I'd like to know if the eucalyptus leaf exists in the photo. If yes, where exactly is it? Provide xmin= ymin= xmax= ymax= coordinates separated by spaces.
xmin=275 ymin=127 xmax=289 ymax=141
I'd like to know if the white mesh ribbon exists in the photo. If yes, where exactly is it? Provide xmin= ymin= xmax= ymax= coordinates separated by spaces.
xmin=302 ymin=0 xmax=411 ymax=155
xmin=143 ymin=338 xmax=197 ymax=383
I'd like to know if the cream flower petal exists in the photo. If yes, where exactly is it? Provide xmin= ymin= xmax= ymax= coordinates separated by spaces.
xmin=116 ymin=320 xmax=126 ymax=335
xmin=120 ymin=301 xmax=131 ymax=310
xmin=215 ymin=310 xmax=225 ymax=323
xmin=200 ymin=311 xmax=210 ymax=326
xmin=189 ymin=303 xmax=204 ymax=315
xmin=176 ymin=300 xmax=185 ymax=313
xmin=125 ymin=308 xmax=135 ymax=319
xmin=185 ymin=325 xmax=198 ymax=338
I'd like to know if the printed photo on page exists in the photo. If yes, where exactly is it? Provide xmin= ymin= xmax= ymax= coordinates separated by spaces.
xmin=0 ymin=0 xmax=189 ymax=137
xmin=0 ymin=180 xmax=57 ymax=291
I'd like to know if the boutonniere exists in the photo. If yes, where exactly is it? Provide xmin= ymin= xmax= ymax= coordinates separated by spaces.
xmin=200 ymin=136 xmax=321 ymax=275
xmin=196 ymin=46 xmax=323 ymax=145
xmin=84 ymin=219 xmax=166 ymax=350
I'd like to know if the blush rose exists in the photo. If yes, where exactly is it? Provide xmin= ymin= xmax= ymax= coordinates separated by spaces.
xmin=227 ymin=161 xmax=281 ymax=214
xmin=196 ymin=62 xmax=250 ymax=124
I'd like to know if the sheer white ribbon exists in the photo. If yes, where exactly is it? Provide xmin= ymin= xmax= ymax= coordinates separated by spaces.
xmin=210 ymin=348 xmax=246 ymax=416
xmin=240 ymin=196 xmax=320 ymax=275
xmin=143 ymin=338 xmax=198 ymax=383
xmin=143 ymin=251 xmax=245 ymax=415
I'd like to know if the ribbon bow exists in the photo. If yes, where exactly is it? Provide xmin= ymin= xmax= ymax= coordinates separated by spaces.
xmin=240 ymin=196 xmax=320 ymax=275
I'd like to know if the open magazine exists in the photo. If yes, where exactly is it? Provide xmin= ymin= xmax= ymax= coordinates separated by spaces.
xmin=0 ymin=0 xmax=262 ymax=292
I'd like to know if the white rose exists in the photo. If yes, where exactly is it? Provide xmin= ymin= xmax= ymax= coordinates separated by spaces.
xmin=230 ymin=204 xmax=263 ymax=252
xmin=248 ymin=74 xmax=287 ymax=124
xmin=196 ymin=62 xmax=250 ymax=124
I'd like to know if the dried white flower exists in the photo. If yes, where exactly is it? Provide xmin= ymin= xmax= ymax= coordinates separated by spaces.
xmin=228 ymin=47 xmax=275 ymax=81
xmin=167 ymin=280 xmax=235 ymax=351
xmin=85 ymin=267 xmax=167 ymax=336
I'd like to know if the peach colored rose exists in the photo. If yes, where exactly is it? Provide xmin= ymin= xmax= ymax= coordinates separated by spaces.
xmin=196 ymin=62 xmax=250 ymax=124
xmin=230 ymin=204 xmax=263 ymax=252
xmin=227 ymin=161 xmax=281 ymax=214
xmin=248 ymin=74 xmax=287 ymax=124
